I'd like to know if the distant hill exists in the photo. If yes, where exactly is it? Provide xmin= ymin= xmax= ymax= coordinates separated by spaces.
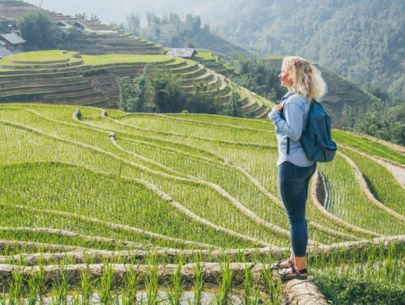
xmin=205 ymin=0 xmax=405 ymax=103
xmin=131 ymin=13 xmax=248 ymax=57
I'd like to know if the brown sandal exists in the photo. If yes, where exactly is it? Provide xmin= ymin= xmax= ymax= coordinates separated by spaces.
xmin=280 ymin=266 xmax=308 ymax=281
xmin=271 ymin=259 xmax=294 ymax=270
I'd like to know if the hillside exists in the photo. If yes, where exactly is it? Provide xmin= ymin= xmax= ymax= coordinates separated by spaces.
xmin=208 ymin=0 xmax=405 ymax=102
xmin=132 ymin=13 xmax=248 ymax=57
xmin=0 ymin=0 xmax=163 ymax=55
xmin=0 ymin=50 xmax=271 ymax=117
xmin=0 ymin=103 xmax=404 ymax=303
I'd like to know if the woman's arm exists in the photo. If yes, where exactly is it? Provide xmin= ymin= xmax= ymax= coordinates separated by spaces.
xmin=269 ymin=99 xmax=305 ymax=141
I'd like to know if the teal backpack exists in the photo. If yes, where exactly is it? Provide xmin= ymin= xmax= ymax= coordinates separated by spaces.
xmin=299 ymin=100 xmax=337 ymax=162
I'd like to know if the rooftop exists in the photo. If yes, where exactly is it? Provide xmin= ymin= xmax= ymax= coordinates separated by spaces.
xmin=167 ymin=48 xmax=197 ymax=58
xmin=0 ymin=32 xmax=26 ymax=45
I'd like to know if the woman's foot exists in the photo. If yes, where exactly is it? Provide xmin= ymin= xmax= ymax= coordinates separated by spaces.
xmin=271 ymin=258 xmax=294 ymax=270
xmin=280 ymin=266 xmax=308 ymax=281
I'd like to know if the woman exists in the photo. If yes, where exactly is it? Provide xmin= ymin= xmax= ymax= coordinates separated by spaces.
xmin=268 ymin=56 xmax=327 ymax=280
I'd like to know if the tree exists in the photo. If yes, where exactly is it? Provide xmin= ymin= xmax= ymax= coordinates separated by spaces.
xmin=126 ymin=14 xmax=141 ymax=36
xmin=117 ymin=68 xmax=151 ymax=113
xmin=185 ymin=82 xmax=221 ymax=114
xmin=355 ymin=102 xmax=405 ymax=146
xmin=17 ymin=10 xmax=61 ymax=49
xmin=231 ymin=56 xmax=284 ymax=101
xmin=150 ymin=70 xmax=186 ymax=113
xmin=223 ymin=91 xmax=242 ymax=117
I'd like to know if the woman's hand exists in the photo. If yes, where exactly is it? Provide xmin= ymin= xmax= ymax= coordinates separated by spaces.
xmin=273 ymin=103 xmax=284 ymax=112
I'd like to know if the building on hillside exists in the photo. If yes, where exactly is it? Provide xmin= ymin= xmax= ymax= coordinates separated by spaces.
xmin=167 ymin=48 xmax=197 ymax=58
xmin=84 ymin=28 xmax=119 ymax=35
xmin=0 ymin=45 xmax=12 ymax=59
xmin=55 ymin=21 xmax=72 ymax=33
xmin=56 ymin=20 xmax=70 ymax=28
xmin=72 ymin=21 xmax=86 ymax=31
xmin=0 ymin=32 xmax=25 ymax=52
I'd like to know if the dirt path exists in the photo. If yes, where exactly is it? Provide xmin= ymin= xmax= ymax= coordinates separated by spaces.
xmin=340 ymin=144 xmax=405 ymax=190
xmin=374 ymin=158 xmax=405 ymax=190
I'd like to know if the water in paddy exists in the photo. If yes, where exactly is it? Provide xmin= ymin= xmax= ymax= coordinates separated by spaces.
xmin=9 ymin=290 xmax=245 ymax=305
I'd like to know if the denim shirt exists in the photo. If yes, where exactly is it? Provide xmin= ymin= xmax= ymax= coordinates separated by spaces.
xmin=268 ymin=92 xmax=315 ymax=167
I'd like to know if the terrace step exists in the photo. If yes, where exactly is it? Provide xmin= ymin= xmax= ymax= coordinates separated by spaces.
xmin=161 ymin=60 xmax=188 ymax=69
xmin=0 ymin=76 xmax=86 ymax=89
xmin=163 ymin=63 xmax=200 ymax=74
xmin=43 ymin=91 xmax=107 ymax=104
xmin=0 ymin=65 xmax=91 ymax=76
xmin=255 ymin=106 xmax=271 ymax=118
xmin=179 ymin=67 xmax=208 ymax=80
xmin=0 ymin=81 xmax=93 ymax=97
xmin=0 ymin=71 xmax=79 ymax=82
xmin=1 ymin=59 xmax=84 ymax=70
xmin=242 ymin=101 xmax=258 ymax=112
xmin=180 ymin=72 xmax=215 ymax=86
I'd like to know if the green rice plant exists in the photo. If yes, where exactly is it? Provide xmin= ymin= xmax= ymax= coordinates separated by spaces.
xmin=121 ymin=266 xmax=141 ymax=305
xmin=8 ymin=271 xmax=24 ymax=305
xmin=27 ymin=275 xmax=40 ymax=305
xmin=51 ymin=264 xmax=69 ymax=305
xmin=99 ymin=263 xmax=115 ymax=305
xmin=25 ymin=255 xmax=46 ymax=305
xmin=0 ymin=158 xmax=252 ymax=248
xmin=165 ymin=113 xmax=271 ymax=131
xmin=216 ymin=258 xmax=232 ymax=305
xmin=243 ymin=263 xmax=252 ymax=305
xmin=145 ymin=254 xmax=159 ymax=305
xmin=333 ymin=130 xmax=405 ymax=165
xmin=72 ymin=294 xmax=81 ymax=305
xmin=80 ymin=268 xmax=94 ymax=305
xmin=168 ymin=257 xmax=183 ymax=305
xmin=318 ymin=155 xmax=405 ymax=235
xmin=192 ymin=255 xmax=204 ymax=305
xmin=0 ymin=108 xmax=271 ymax=248
xmin=116 ymin=114 xmax=270 ymax=144
xmin=0 ymin=292 xmax=7 ymax=305
xmin=311 ymin=240 xmax=405 ymax=304
xmin=341 ymin=147 xmax=405 ymax=215
xmin=262 ymin=264 xmax=282 ymax=305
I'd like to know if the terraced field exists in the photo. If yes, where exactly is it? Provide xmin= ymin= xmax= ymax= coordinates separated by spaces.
xmin=0 ymin=51 xmax=271 ymax=117
xmin=0 ymin=103 xmax=403 ymax=304
xmin=0 ymin=0 xmax=163 ymax=55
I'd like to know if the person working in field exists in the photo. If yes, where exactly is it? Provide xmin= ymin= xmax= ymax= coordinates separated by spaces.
xmin=268 ymin=56 xmax=327 ymax=280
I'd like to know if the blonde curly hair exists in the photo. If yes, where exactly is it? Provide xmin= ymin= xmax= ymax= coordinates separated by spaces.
xmin=282 ymin=56 xmax=327 ymax=101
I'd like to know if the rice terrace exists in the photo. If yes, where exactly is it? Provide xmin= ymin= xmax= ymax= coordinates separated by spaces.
xmin=0 ymin=1 xmax=404 ymax=305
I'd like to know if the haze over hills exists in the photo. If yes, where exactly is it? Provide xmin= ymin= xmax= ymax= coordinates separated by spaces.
xmin=26 ymin=0 xmax=404 ymax=102
xmin=210 ymin=0 xmax=405 ymax=102
xmin=24 ymin=0 xmax=227 ymax=24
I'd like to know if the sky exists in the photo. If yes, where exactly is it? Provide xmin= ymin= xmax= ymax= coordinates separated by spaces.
xmin=23 ymin=0 xmax=232 ymax=26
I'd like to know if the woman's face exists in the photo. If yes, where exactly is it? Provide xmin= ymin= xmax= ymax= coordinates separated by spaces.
xmin=279 ymin=65 xmax=294 ymax=89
